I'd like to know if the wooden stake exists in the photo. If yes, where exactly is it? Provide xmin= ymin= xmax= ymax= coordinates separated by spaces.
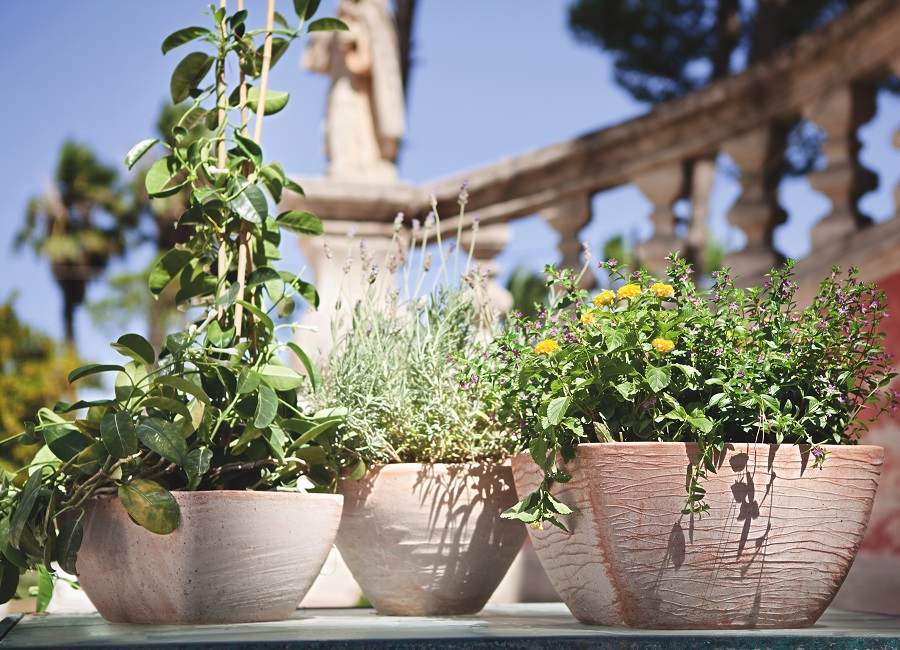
xmin=216 ymin=0 xmax=228 ymax=320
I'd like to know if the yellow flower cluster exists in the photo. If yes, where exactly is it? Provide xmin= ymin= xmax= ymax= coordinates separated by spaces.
xmin=652 ymin=338 xmax=675 ymax=353
xmin=534 ymin=339 xmax=559 ymax=355
xmin=593 ymin=290 xmax=615 ymax=307
xmin=580 ymin=311 xmax=596 ymax=326
xmin=617 ymin=284 xmax=641 ymax=300
xmin=651 ymin=282 xmax=675 ymax=298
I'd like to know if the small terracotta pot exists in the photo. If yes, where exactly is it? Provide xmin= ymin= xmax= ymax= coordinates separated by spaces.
xmin=336 ymin=462 xmax=526 ymax=615
xmin=512 ymin=442 xmax=882 ymax=629
xmin=77 ymin=490 xmax=343 ymax=624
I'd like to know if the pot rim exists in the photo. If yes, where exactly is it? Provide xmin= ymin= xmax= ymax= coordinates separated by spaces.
xmin=87 ymin=489 xmax=344 ymax=503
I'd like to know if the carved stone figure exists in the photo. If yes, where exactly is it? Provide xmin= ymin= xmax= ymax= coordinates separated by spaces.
xmin=304 ymin=0 xmax=405 ymax=182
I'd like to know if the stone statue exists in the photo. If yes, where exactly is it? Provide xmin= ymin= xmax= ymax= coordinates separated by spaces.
xmin=304 ymin=0 xmax=405 ymax=182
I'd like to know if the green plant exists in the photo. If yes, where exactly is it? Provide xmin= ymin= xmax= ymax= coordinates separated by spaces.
xmin=0 ymin=1 xmax=348 ymax=607
xmin=482 ymin=254 xmax=897 ymax=530
xmin=318 ymin=189 xmax=521 ymax=469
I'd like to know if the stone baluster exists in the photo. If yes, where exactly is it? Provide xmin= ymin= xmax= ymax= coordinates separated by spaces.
xmin=633 ymin=164 xmax=684 ymax=278
xmin=540 ymin=193 xmax=594 ymax=288
xmin=805 ymin=82 xmax=879 ymax=249
xmin=720 ymin=123 xmax=788 ymax=281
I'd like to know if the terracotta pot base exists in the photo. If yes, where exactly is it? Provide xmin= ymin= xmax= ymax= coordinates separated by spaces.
xmin=336 ymin=463 xmax=526 ymax=616
xmin=512 ymin=442 xmax=882 ymax=629
xmin=77 ymin=490 xmax=343 ymax=624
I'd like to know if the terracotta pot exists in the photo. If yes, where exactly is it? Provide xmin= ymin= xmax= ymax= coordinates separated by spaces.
xmin=77 ymin=490 xmax=343 ymax=624
xmin=512 ymin=442 xmax=882 ymax=629
xmin=336 ymin=462 xmax=526 ymax=615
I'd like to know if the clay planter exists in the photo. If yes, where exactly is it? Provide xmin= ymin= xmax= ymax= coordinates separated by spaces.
xmin=512 ymin=442 xmax=882 ymax=629
xmin=77 ymin=490 xmax=343 ymax=624
xmin=335 ymin=462 xmax=526 ymax=615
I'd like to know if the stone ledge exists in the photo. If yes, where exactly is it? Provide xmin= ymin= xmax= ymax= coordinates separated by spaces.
xmin=3 ymin=604 xmax=900 ymax=649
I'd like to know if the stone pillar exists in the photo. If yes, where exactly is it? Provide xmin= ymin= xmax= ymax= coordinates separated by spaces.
xmin=633 ymin=164 xmax=684 ymax=278
xmin=720 ymin=124 xmax=788 ymax=281
xmin=805 ymin=82 xmax=879 ymax=249
xmin=297 ymin=220 xmax=397 ymax=358
xmin=540 ymin=193 xmax=595 ymax=289
xmin=685 ymin=156 xmax=718 ymax=276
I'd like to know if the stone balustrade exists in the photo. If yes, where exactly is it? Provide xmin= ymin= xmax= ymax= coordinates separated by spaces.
xmin=282 ymin=0 xmax=900 ymax=302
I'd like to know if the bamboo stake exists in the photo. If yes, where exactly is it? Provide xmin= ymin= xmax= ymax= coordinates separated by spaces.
xmin=216 ymin=0 xmax=228 ymax=319
xmin=234 ymin=0 xmax=275 ymax=337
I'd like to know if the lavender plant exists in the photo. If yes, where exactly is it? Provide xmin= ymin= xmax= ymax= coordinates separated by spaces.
xmin=480 ymin=254 xmax=898 ymax=530
xmin=317 ymin=189 xmax=521 ymax=470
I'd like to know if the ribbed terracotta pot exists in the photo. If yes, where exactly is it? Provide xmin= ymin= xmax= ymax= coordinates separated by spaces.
xmin=336 ymin=462 xmax=526 ymax=615
xmin=77 ymin=490 xmax=343 ymax=624
xmin=512 ymin=442 xmax=882 ymax=629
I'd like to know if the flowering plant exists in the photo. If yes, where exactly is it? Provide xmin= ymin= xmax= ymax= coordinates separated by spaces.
xmin=0 ymin=1 xmax=347 ymax=607
xmin=481 ymin=254 xmax=897 ymax=530
xmin=317 ymin=189 xmax=520 ymax=469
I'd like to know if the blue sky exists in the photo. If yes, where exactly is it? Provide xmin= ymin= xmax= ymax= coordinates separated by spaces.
xmin=1 ymin=1 xmax=898 ymax=362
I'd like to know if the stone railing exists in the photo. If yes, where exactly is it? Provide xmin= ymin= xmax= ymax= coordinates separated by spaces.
xmin=283 ymin=0 xmax=900 ymax=311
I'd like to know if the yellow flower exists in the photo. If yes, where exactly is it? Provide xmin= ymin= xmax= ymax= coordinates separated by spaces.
xmin=617 ymin=284 xmax=641 ymax=300
xmin=651 ymin=282 xmax=675 ymax=298
xmin=534 ymin=339 xmax=559 ymax=355
xmin=580 ymin=310 xmax=596 ymax=325
xmin=530 ymin=521 xmax=543 ymax=530
xmin=652 ymin=338 xmax=675 ymax=353
xmin=593 ymin=290 xmax=615 ymax=307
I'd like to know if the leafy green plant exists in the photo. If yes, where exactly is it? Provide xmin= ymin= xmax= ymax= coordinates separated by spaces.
xmin=481 ymin=254 xmax=897 ymax=530
xmin=0 ymin=1 xmax=348 ymax=607
xmin=318 ymin=188 xmax=521 ymax=470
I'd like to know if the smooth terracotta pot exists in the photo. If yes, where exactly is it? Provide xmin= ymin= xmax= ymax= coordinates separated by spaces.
xmin=512 ymin=442 xmax=882 ymax=629
xmin=336 ymin=462 xmax=526 ymax=615
xmin=77 ymin=490 xmax=343 ymax=624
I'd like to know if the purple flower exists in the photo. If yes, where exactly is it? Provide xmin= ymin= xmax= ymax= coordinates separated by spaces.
xmin=811 ymin=446 xmax=824 ymax=459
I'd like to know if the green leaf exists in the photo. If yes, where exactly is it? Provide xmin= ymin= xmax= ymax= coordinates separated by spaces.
xmin=73 ymin=441 xmax=109 ymax=476
xmin=547 ymin=396 xmax=571 ymax=426
xmin=141 ymin=397 xmax=193 ymax=423
xmin=56 ymin=514 xmax=83 ymax=576
xmin=0 ymin=558 xmax=20 ymax=604
xmin=236 ymin=369 xmax=261 ymax=395
xmin=688 ymin=415 xmax=714 ymax=434
xmin=145 ymin=155 xmax=186 ymax=198
xmin=36 ymin=566 xmax=53 ymax=612
xmin=254 ymin=383 xmax=278 ymax=428
xmin=124 ymin=139 xmax=160 ymax=170
xmin=606 ymin=328 xmax=627 ymax=352
xmin=283 ymin=177 xmax=305 ymax=197
xmin=295 ymin=280 xmax=320 ymax=309
xmin=9 ymin=469 xmax=42 ymax=549
xmin=185 ymin=448 xmax=212 ymax=484
xmin=100 ymin=411 xmax=138 ymax=459
xmin=161 ymin=26 xmax=211 ymax=54
xmin=111 ymin=333 xmax=155 ymax=367
xmin=45 ymin=425 xmax=88 ymax=462
xmin=228 ymin=177 xmax=267 ymax=223
xmin=273 ymin=11 xmax=290 ymax=28
xmin=260 ymin=364 xmax=304 ymax=391
xmin=68 ymin=363 xmax=125 ymax=384
xmin=117 ymin=480 xmax=180 ymax=535
xmin=275 ymin=210 xmax=322 ymax=236
xmin=149 ymin=248 xmax=193 ymax=296
xmin=294 ymin=0 xmax=321 ymax=20
xmin=234 ymin=132 xmax=263 ymax=168
xmin=307 ymin=17 xmax=349 ymax=32
xmin=646 ymin=365 xmax=672 ymax=393
xmin=235 ymin=299 xmax=274 ymax=332
xmin=246 ymin=87 xmax=290 ymax=116
xmin=246 ymin=266 xmax=281 ymax=288
xmin=155 ymin=376 xmax=210 ymax=405
xmin=170 ymin=52 xmax=213 ymax=103
xmin=286 ymin=342 xmax=321 ymax=391
xmin=136 ymin=418 xmax=188 ymax=466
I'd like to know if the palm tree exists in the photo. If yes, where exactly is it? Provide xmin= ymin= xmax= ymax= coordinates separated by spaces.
xmin=16 ymin=141 xmax=137 ymax=347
